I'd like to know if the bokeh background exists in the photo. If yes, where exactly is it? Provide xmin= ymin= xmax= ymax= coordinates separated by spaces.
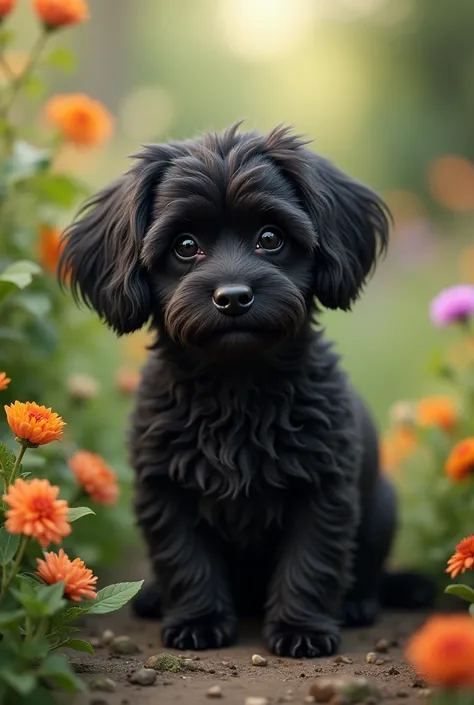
xmin=3 ymin=0 xmax=474 ymax=573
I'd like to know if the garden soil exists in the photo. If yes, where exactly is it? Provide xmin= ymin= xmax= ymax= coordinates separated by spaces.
xmin=70 ymin=607 xmax=433 ymax=705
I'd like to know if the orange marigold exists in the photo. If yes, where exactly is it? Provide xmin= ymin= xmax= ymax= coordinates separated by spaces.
xmin=380 ymin=427 xmax=417 ymax=473
xmin=32 ymin=0 xmax=88 ymax=28
xmin=446 ymin=438 xmax=474 ymax=482
xmin=3 ymin=478 xmax=71 ymax=548
xmin=44 ymin=93 xmax=113 ymax=148
xmin=447 ymin=536 xmax=474 ymax=579
xmin=68 ymin=450 xmax=120 ymax=505
xmin=0 ymin=0 xmax=16 ymax=17
xmin=4 ymin=401 xmax=65 ymax=446
xmin=406 ymin=615 xmax=474 ymax=688
xmin=0 ymin=371 xmax=11 ymax=391
xmin=38 ymin=225 xmax=64 ymax=276
xmin=36 ymin=548 xmax=97 ymax=601
xmin=416 ymin=396 xmax=458 ymax=432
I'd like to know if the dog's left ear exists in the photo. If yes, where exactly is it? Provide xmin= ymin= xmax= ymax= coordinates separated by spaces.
xmin=305 ymin=153 xmax=390 ymax=310
xmin=264 ymin=128 xmax=390 ymax=310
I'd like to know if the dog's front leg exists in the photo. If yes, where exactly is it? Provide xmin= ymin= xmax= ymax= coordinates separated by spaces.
xmin=137 ymin=480 xmax=237 ymax=650
xmin=263 ymin=480 xmax=357 ymax=658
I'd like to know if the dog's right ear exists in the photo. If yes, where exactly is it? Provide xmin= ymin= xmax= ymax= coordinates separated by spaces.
xmin=59 ymin=146 xmax=177 ymax=335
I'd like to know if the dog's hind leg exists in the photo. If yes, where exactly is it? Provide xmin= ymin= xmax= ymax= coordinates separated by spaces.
xmin=343 ymin=473 xmax=396 ymax=627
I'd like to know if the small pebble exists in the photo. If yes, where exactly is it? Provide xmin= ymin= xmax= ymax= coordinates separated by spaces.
xmin=245 ymin=699 xmax=269 ymax=705
xmin=101 ymin=629 xmax=115 ymax=645
xmin=396 ymin=691 xmax=408 ymax=698
xmin=386 ymin=666 xmax=400 ymax=676
xmin=309 ymin=675 xmax=381 ymax=703
xmin=89 ymin=636 xmax=101 ymax=649
xmin=365 ymin=652 xmax=377 ymax=664
xmin=304 ymin=698 xmax=316 ymax=704
xmin=145 ymin=653 xmax=183 ymax=673
xmin=251 ymin=654 xmax=267 ymax=667
xmin=412 ymin=677 xmax=427 ymax=689
xmin=206 ymin=685 xmax=223 ymax=698
xmin=129 ymin=668 xmax=157 ymax=686
xmin=90 ymin=676 xmax=116 ymax=693
xmin=333 ymin=655 xmax=353 ymax=664
xmin=418 ymin=690 xmax=432 ymax=699
xmin=110 ymin=636 xmax=140 ymax=655
xmin=374 ymin=638 xmax=390 ymax=653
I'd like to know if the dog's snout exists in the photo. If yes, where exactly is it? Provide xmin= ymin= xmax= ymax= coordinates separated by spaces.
xmin=212 ymin=284 xmax=254 ymax=316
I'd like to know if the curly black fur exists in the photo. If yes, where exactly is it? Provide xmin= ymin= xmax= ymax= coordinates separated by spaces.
xmin=60 ymin=124 xmax=434 ymax=658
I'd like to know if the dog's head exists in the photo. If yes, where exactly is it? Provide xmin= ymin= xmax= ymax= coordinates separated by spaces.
xmin=60 ymin=124 xmax=390 ymax=361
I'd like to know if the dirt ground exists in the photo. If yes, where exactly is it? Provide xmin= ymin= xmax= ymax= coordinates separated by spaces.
xmin=70 ymin=607 xmax=433 ymax=705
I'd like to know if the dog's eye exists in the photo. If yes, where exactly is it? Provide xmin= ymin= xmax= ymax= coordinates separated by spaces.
xmin=256 ymin=227 xmax=284 ymax=252
xmin=174 ymin=236 xmax=203 ymax=261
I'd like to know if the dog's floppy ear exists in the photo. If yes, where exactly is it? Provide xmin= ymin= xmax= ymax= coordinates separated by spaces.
xmin=264 ymin=127 xmax=390 ymax=310
xmin=305 ymin=153 xmax=390 ymax=310
xmin=59 ymin=145 xmax=177 ymax=334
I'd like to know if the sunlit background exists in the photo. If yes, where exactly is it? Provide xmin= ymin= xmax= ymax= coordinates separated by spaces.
xmin=10 ymin=0 xmax=474 ymax=430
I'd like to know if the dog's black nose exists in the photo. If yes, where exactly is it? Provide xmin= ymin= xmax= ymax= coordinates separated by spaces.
xmin=212 ymin=284 xmax=254 ymax=316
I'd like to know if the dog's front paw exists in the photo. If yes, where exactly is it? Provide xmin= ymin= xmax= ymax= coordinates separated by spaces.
xmin=264 ymin=622 xmax=340 ymax=658
xmin=162 ymin=614 xmax=237 ymax=651
xmin=343 ymin=596 xmax=379 ymax=628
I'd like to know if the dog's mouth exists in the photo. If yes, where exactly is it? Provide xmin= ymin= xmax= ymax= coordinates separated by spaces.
xmin=197 ymin=326 xmax=282 ymax=353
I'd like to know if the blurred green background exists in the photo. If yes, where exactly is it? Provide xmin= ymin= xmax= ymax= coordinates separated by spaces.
xmin=3 ymin=0 xmax=474 ymax=568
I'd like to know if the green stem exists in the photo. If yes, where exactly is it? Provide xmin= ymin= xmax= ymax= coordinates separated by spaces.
xmin=9 ymin=442 xmax=27 ymax=488
xmin=0 ymin=535 xmax=28 ymax=608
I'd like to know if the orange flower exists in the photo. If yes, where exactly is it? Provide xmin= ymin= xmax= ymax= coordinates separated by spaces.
xmin=38 ymin=225 xmax=64 ymax=276
xmin=68 ymin=450 xmax=120 ymax=505
xmin=36 ymin=548 xmax=97 ymax=601
xmin=0 ymin=372 xmax=11 ymax=391
xmin=115 ymin=367 xmax=141 ymax=395
xmin=44 ymin=93 xmax=113 ymax=148
xmin=3 ymin=478 xmax=71 ymax=548
xmin=447 ymin=536 xmax=474 ymax=579
xmin=0 ymin=0 xmax=16 ymax=17
xmin=445 ymin=438 xmax=474 ymax=482
xmin=416 ymin=396 xmax=458 ymax=432
xmin=4 ymin=401 xmax=65 ymax=447
xmin=380 ymin=427 xmax=417 ymax=473
xmin=32 ymin=0 xmax=89 ymax=28
xmin=405 ymin=615 xmax=474 ymax=688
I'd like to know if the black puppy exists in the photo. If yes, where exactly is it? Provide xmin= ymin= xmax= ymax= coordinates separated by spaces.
xmin=60 ymin=124 xmax=433 ymax=658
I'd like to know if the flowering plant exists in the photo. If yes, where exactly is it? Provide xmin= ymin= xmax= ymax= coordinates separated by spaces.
xmin=0 ymin=399 xmax=142 ymax=702
xmin=384 ymin=284 xmax=474 ymax=586
xmin=0 ymin=0 xmax=140 ymax=571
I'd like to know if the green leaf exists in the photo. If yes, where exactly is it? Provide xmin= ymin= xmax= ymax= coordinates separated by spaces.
xmin=24 ymin=74 xmax=47 ymax=100
xmin=20 ymin=685 xmax=56 ymax=705
xmin=17 ymin=572 xmax=43 ymax=587
xmin=0 ymin=260 xmax=41 ymax=289
xmin=87 ymin=580 xmax=144 ymax=615
xmin=28 ymin=173 xmax=88 ymax=208
xmin=0 ymin=28 xmax=15 ymax=50
xmin=3 ymin=140 xmax=51 ymax=184
xmin=38 ymin=654 xmax=86 ymax=694
xmin=445 ymin=584 xmax=474 ymax=603
xmin=0 ymin=526 xmax=20 ymax=565
xmin=0 ymin=670 xmax=37 ymax=696
xmin=68 ymin=506 xmax=95 ymax=523
xmin=37 ymin=582 xmax=66 ymax=613
xmin=0 ymin=443 xmax=16 ymax=483
xmin=470 ymin=603 xmax=474 ymax=618
xmin=0 ymin=608 xmax=26 ymax=626
xmin=63 ymin=638 xmax=94 ymax=655
xmin=15 ymin=293 xmax=52 ymax=319
xmin=43 ymin=47 xmax=76 ymax=73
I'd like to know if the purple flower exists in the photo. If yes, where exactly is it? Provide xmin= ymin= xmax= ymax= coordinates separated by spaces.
xmin=430 ymin=285 xmax=474 ymax=326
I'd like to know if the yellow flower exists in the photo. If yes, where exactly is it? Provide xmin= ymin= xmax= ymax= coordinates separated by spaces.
xmin=4 ymin=401 xmax=66 ymax=446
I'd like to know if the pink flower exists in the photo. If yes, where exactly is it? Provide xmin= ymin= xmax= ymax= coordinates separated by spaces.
xmin=430 ymin=285 xmax=474 ymax=326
